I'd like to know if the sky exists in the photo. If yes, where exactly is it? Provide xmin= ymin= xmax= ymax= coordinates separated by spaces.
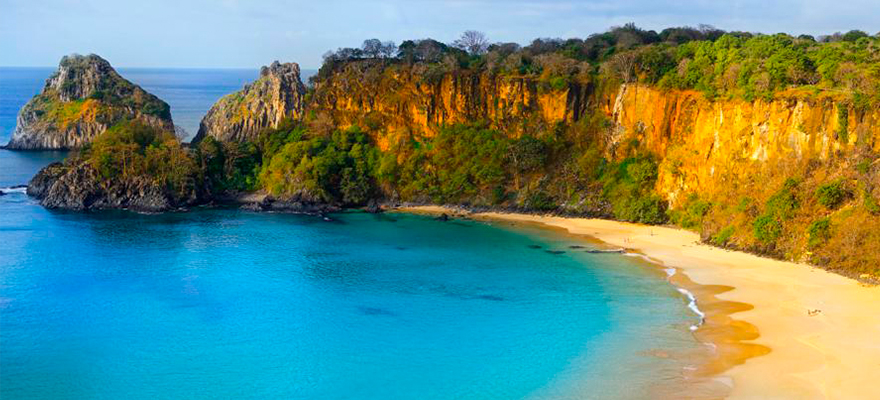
xmin=1 ymin=0 xmax=877 ymax=69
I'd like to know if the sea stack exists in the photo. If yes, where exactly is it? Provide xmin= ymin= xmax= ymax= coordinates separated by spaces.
xmin=193 ymin=61 xmax=306 ymax=143
xmin=4 ymin=54 xmax=173 ymax=150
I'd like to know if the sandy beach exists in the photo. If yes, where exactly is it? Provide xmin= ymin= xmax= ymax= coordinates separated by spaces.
xmin=400 ymin=206 xmax=880 ymax=399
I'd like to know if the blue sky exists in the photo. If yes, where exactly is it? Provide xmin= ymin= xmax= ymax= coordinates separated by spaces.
xmin=1 ymin=0 xmax=877 ymax=69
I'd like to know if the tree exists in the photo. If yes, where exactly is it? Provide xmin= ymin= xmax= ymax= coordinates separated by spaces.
xmin=507 ymin=136 xmax=547 ymax=189
xmin=379 ymin=41 xmax=397 ymax=58
xmin=453 ymin=30 xmax=489 ymax=55
xmin=397 ymin=40 xmax=417 ymax=63
xmin=843 ymin=30 xmax=868 ymax=42
xmin=415 ymin=39 xmax=447 ymax=62
xmin=607 ymin=51 xmax=638 ymax=82
xmin=362 ymin=39 xmax=383 ymax=58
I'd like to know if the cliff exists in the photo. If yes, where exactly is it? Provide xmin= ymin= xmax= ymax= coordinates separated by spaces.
xmin=5 ymin=54 xmax=173 ymax=150
xmin=192 ymin=61 xmax=306 ymax=143
xmin=307 ymin=61 xmax=594 ymax=148
xmin=608 ymin=84 xmax=880 ymax=206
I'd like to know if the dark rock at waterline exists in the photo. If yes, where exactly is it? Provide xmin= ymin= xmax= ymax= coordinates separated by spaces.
xmin=26 ymin=161 xmax=200 ymax=212
xmin=545 ymin=250 xmax=566 ymax=254
xmin=240 ymin=194 xmax=340 ymax=215
xmin=585 ymin=249 xmax=626 ymax=254
xmin=436 ymin=213 xmax=449 ymax=221
xmin=527 ymin=244 xmax=542 ymax=249
xmin=568 ymin=245 xmax=585 ymax=249
xmin=365 ymin=199 xmax=383 ymax=213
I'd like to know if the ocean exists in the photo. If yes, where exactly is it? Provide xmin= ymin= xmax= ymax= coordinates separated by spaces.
xmin=0 ymin=68 xmax=705 ymax=399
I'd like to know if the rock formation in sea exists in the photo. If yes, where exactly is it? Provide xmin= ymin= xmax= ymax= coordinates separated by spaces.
xmin=26 ymin=161 xmax=201 ymax=213
xmin=192 ymin=61 xmax=306 ymax=143
xmin=5 ymin=54 xmax=174 ymax=150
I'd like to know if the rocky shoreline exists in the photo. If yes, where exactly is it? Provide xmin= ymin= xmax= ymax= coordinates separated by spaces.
xmin=25 ymin=161 xmax=349 ymax=215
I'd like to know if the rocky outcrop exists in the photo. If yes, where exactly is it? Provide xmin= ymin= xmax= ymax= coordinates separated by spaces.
xmin=193 ymin=61 xmax=306 ymax=143
xmin=240 ymin=194 xmax=341 ymax=214
xmin=27 ymin=161 xmax=201 ymax=213
xmin=5 ymin=54 xmax=173 ymax=150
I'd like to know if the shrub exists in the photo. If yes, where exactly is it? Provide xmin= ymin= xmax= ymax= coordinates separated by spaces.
xmin=613 ymin=194 xmax=668 ymax=224
xmin=600 ymin=155 xmax=668 ymax=224
xmin=669 ymin=193 xmax=712 ymax=230
xmin=765 ymin=178 xmax=800 ymax=219
xmin=807 ymin=218 xmax=831 ymax=248
xmin=753 ymin=214 xmax=782 ymax=245
xmin=837 ymin=106 xmax=849 ymax=143
xmin=711 ymin=225 xmax=735 ymax=246
xmin=816 ymin=179 xmax=848 ymax=209
xmin=525 ymin=190 xmax=557 ymax=211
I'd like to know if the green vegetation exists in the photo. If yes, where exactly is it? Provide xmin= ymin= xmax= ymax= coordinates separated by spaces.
xmin=58 ymin=54 xmax=172 ymax=120
xmin=197 ymin=136 xmax=260 ymax=193
xmin=669 ymin=193 xmax=712 ymax=230
xmin=816 ymin=179 xmax=848 ymax=209
xmin=82 ymin=121 xmax=197 ymax=197
xmin=837 ymin=106 xmax=849 ymax=143
xmin=711 ymin=225 xmax=735 ymax=246
xmin=863 ymin=185 xmax=880 ymax=215
xmin=319 ymin=25 xmax=880 ymax=106
xmin=389 ymin=124 xmax=511 ymax=204
xmin=752 ymin=179 xmax=799 ymax=246
xmin=753 ymin=214 xmax=783 ymax=245
xmin=600 ymin=155 xmax=667 ymax=224
xmin=258 ymin=126 xmax=379 ymax=205
xmin=807 ymin=218 xmax=831 ymax=248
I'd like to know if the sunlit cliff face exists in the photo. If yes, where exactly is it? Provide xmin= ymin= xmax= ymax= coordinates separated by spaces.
xmin=608 ymin=84 xmax=878 ymax=205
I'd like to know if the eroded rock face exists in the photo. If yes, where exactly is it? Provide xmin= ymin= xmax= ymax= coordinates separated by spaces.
xmin=308 ymin=61 xmax=594 ymax=150
xmin=193 ymin=61 xmax=306 ymax=143
xmin=27 ymin=161 xmax=200 ymax=213
xmin=5 ymin=54 xmax=174 ymax=150
xmin=606 ymin=84 xmax=880 ymax=206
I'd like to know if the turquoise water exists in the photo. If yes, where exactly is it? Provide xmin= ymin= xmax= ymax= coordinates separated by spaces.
xmin=0 ymin=67 xmax=704 ymax=399
xmin=0 ymin=201 xmax=702 ymax=399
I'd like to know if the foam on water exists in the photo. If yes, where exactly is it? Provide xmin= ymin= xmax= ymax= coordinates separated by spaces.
xmin=0 ymin=186 xmax=27 ymax=194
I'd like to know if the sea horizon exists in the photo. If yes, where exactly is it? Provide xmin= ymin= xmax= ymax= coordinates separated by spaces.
xmin=0 ymin=66 xmax=318 ymax=144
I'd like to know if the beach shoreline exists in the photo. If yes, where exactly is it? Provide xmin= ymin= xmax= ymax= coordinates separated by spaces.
xmin=398 ymin=205 xmax=880 ymax=399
